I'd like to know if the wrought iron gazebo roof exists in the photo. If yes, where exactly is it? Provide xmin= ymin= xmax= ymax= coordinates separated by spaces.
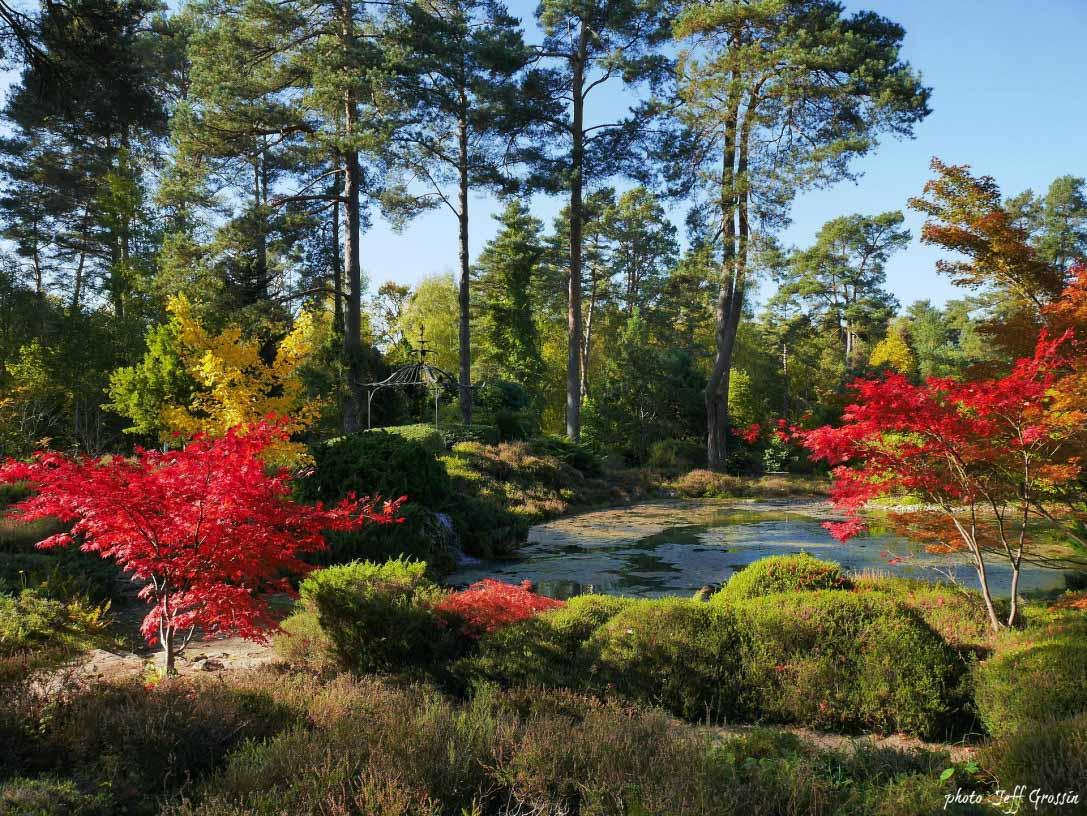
xmin=362 ymin=326 xmax=460 ymax=429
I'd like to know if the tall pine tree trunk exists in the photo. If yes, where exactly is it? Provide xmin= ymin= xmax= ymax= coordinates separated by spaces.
xmin=457 ymin=112 xmax=472 ymax=426
xmin=565 ymin=26 xmax=588 ymax=441
xmin=340 ymin=0 xmax=365 ymax=433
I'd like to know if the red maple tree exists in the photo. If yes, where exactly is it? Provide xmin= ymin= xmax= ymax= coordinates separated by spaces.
xmin=0 ymin=421 xmax=400 ymax=672
xmin=800 ymin=328 xmax=1087 ymax=630
xmin=435 ymin=579 xmax=564 ymax=637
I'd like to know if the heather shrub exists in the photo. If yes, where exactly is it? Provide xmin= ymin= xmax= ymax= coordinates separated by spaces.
xmin=670 ymin=469 xmax=747 ymax=498
xmin=978 ymin=712 xmax=1087 ymax=811
xmin=713 ymin=553 xmax=850 ymax=602
xmin=585 ymin=598 xmax=744 ymax=721
xmin=273 ymin=606 xmax=337 ymax=674
xmin=973 ymin=619 xmax=1087 ymax=739
xmin=735 ymin=591 xmax=960 ymax=738
xmin=853 ymin=575 xmax=995 ymax=654
xmin=454 ymin=594 xmax=632 ymax=690
xmin=298 ymin=559 xmax=452 ymax=675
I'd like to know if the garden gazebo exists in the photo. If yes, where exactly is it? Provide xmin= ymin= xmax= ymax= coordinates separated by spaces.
xmin=362 ymin=327 xmax=459 ymax=429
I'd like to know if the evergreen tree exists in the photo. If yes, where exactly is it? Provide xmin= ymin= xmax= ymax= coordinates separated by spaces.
xmin=473 ymin=201 xmax=547 ymax=388
xmin=668 ymin=0 xmax=930 ymax=468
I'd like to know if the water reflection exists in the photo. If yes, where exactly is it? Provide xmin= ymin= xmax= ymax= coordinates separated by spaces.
xmin=445 ymin=500 xmax=1075 ymax=600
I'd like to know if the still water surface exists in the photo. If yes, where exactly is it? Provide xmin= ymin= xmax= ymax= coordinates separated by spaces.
xmin=446 ymin=499 xmax=1075 ymax=599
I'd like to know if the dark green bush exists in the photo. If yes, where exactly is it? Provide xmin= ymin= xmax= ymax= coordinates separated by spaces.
xmin=444 ymin=493 xmax=528 ymax=559
xmin=455 ymin=594 xmax=632 ymax=690
xmin=297 ymin=559 xmax=452 ymax=676
xmin=712 ymin=553 xmax=851 ymax=603
xmin=973 ymin=619 xmax=1087 ymax=739
xmin=307 ymin=504 xmax=456 ymax=577
xmin=585 ymin=598 xmax=744 ymax=721
xmin=437 ymin=423 xmax=501 ymax=447
xmin=734 ymin=591 xmax=960 ymax=738
xmin=979 ymin=712 xmax=1087 ymax=811
xmin=300 ymin=431 xmax=451 ymax=507
xmin=475 ymin=380 xmax=541 ymax=441
xmin=647 ymin=438 xmax=704 ymax=472
xmin=0 ymin=482 xmax=32 ymax=511
xmin=0 ymin=776 xmax=115 ymax=816
xmin=0 ymin=549 xmax=122 ymax=605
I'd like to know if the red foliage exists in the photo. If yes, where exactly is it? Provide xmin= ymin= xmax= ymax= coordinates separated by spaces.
xmin=798 ymin=315 xmax=1087 ymax=628
xmin=732 ymin=423 xmax=762 ymax=444
xmin=435 ymin=579 xmax=564 ymax=636
xmin=0 ymin=420 xmax=400 ymax=667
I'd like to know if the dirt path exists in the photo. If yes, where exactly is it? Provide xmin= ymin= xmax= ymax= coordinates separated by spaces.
xmin=706 ymin=722 xmax=978 ymax=763
xmin=78 ymin=636 xmax=280 ymax=682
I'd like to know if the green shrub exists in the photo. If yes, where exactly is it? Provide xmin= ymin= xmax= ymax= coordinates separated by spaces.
xmin=308 ymin=504 xmax=456 ymax=577
xmin=0 ymin=776 xmax=114 ymax=816
xmin=300 ymin=431 xmax=451 ymax=507
xmin=273 ymin=607 xmax=337 ymax=674
xmin=713 ymin=554 xmax=851 ymax=602
xmin=455 ymin=594 xmax=633 ymax=690
xmin=585 ymin=598 xmax=744 ymax=721
xmin=437 ymin=423 xmax=501 ymax=447
xmin=444 ymin=493 xmax=528 ymax=559
xmin=670 ymin=469 xmax=747 ymax=498
xmin=297 ymin=559 xmax=452 ymax=676
xmin=369 ymin=423 xmax=445 ymax=453
xmin=0 ymin=589 xmax=108 ymax=659
xmin=647 ymin=437 xmax=704 ymax=472
xmin=527 ymin=435 xmax=603 ymax=475
xmin=979 ymin=712 xmax=1087 ymax=811
xmin=973 ymin=619 xmax=1087 ymax=739
xmin=0 ymin=481 xmax=32 ymax=511
xmin=735 ymin=591 xmax=960 ymax=738
xmin=854 ymin=575 xmax=995 ymax=653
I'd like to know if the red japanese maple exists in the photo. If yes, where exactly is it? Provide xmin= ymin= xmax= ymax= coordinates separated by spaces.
xmin=0 ymin=421 xmax=400 ymax=671
xmin=800 ymin=330 xmax=1087 ymax=630
xmin=435 ymin=579 xmax=564 ymax=637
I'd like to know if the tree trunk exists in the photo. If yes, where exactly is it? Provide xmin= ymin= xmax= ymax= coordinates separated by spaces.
xmin=581 ymin=269 xmax=597 ymax=399
xmin=332 ymin=169 xmax=343 ymax=336
xmin=340 ymin=0 xmax=365 ymax=434
xmin=457 ymin=113 xmax=472 ymax=426
xmin=565 ymin=25 xmax=588 ymax=441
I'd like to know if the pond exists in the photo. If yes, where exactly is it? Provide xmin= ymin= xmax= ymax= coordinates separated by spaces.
xmin=446 ymin=499 xmax=1078 ymax=599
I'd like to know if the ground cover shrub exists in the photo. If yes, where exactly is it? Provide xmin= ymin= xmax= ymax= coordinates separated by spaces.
xmin=437 ymin=423 xmax=501 ymax=447
xmin=435 ymin=579 xmax=564 ymax=637
xmin=0 ymin=775 xmax=115 ymax=815
xmin=973 ymin=618 xmax=1087 ymax=739
xmin=713 ymin=553 xmax=850 ymax=602
xmin=0 ymin=516 xmax=66 ymax=554
xmin=734 ymin=591 xmax=960 ymax=738
xmin=978 ymin=712 xmax=1087 ymax=812
xmin=273 ymin=605 xmax=338 ymax=674
xmin=585 ymin=598 xmax=744 ymax=722
xmin=300 ymin=430 xmax=451 ymax=507
xmin=296 ymin=559 xmax=453 ymax=676
xmin=166 ymin=676 xmax=979 ymax=816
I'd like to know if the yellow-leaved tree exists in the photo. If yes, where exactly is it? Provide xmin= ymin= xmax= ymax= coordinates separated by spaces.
xmin=109 ymin=295 xmax=327 ymax=465
xmin=869 ymin=320 xmax=916 ymax=377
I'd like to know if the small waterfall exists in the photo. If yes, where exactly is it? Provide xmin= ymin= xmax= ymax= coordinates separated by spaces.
xmin=434 ymin=511 xmax=480 ymax=567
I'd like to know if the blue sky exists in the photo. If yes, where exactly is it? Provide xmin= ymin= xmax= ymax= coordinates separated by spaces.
xmin=362 ymin=0 xmax=1087 ymax=310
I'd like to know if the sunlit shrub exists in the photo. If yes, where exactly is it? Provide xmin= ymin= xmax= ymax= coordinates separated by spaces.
xmin=712 ymin=553 xmax=850 ymax=602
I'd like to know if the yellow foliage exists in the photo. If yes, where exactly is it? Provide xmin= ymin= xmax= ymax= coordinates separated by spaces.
xmin=160 ymin=294 xmax=326 ymax=465
xmin=869 ymin=328 xmax=916 ymax=376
